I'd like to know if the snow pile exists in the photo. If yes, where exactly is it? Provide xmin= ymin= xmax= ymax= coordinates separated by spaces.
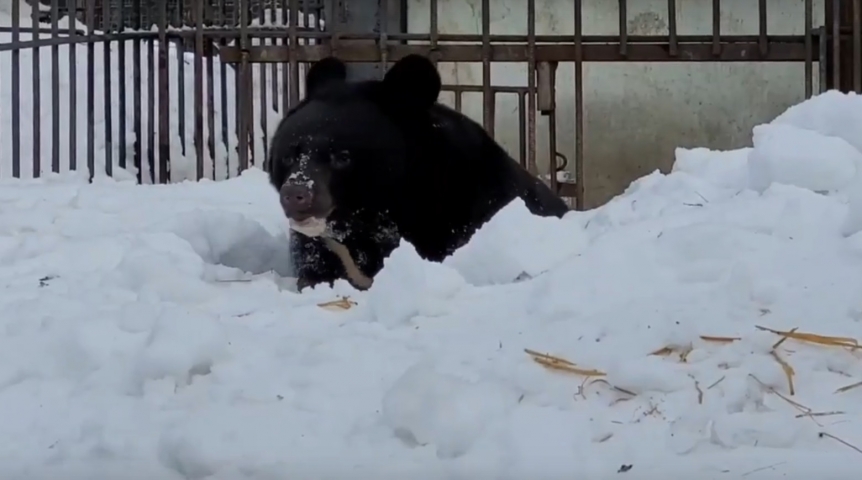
xmin=4 ymin=89 xmax=862 ymax=477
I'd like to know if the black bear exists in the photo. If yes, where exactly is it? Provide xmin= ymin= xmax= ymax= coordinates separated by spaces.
xmin=268 ymin=54 xmax=570 ymax=291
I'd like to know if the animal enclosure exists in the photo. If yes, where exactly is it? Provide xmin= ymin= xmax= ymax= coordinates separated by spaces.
xmin=1 ymin=0 xmax=860 ymax=209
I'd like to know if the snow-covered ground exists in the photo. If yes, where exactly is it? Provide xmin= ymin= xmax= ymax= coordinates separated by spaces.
xmin=7 ymin=3 xmax=862 ymax=476
xmin=1 ymin=90 xmax=862 ymax=478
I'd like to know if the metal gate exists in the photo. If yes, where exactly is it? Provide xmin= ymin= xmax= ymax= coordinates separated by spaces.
xmin=2 ymin=0 xmax=862 ymax=209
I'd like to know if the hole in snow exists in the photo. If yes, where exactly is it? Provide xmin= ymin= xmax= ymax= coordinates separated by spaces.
xmin=168 ymin=210 xmax=294 ymax=278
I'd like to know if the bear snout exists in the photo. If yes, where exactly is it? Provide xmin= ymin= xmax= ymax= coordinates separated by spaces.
xmin=280 ymin=183 xmax=315 ymax=220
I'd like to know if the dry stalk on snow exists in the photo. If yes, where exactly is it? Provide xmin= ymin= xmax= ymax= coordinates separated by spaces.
xmin=755 ymin=325 xmax=861 ymax=350
xmin=317 ymin=296 xmax=357 ymax=311
xmin=524 ymin=349 xmax=605 ymax=377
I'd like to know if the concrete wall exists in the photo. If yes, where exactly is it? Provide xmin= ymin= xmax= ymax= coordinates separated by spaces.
xmin=407 ymin=0 xmax=826 ymax=208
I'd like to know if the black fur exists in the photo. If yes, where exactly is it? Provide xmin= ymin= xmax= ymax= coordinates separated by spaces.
xmin=269 ymin=54 xmax=570 ymax=291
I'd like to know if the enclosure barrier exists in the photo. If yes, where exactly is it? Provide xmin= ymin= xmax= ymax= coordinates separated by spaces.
xmin=2 ymin=0 xmax=862 ymax=210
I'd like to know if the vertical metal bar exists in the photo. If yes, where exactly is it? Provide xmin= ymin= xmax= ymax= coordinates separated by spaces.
xmin=288 ymin=0 xmax=299 ymax=109
xmin=518 ymin=92 xmax=526 ymax=168
xmin=87 ymin=0 xmax=95 ymax=181
xmin=175 ymin=0 xmax=186 ymax=158
xmin=618 ymin=0 xmax=627 ymax=57
xmin=711 ymin=0 xmax=721 ymax=56
xmin=454 ymin=90 xmax=462 ymax=112
xmin=526 ymin=0 xmax=537 ymax=175
xmin=481 ymin=0 xmax=493 ymax=135
xmin=11 ymin=0 xmax=20 ymax=178
xmin=258 ymin=1 xmax=271 ymax=167
xmin=32 ymin=0 xmax=42 ymax=178
xmin=69 ymin=0 xmax=78 ymax=173
xmin=429 ymin=0 xmax=438 ymax=66
xmin=805 ymin=0 xmax=813 ymax=97
xmin=158 ymin=0 xmax=170 ymax=183
xmin=219 ymin=0 xmax=229 ymax=176
xmin=133 ymin=0 xmax=144 ymax=182
xmin=270 ymin=1 xmax=279 ymax=113
xmin=667 ymin=0 xmax=677 ymax=56
xmin=574 ymin=0 xmax=584 ymax=210
xmin=280 ymin=0 xmax=289 ymax=116
xmin=102 ymin=0 xmax=113 ymax=177
xmin=757 ymin=0 xmax=767 ymax=56
xmin=147 ymin=0 xmax=156 ymax=183
xmin=238 ymin=0 xmax=250 ymax=174
xmin=205 ymin=3 xmax=216 ymax=179
xmin=547 ymin=110 xmax=558 ymax=193
xmin=51 ymin=0 xmax=60 ymax=173
xmin=854 ymin=0 xmax=861 ymax=92
xmin=833 ymin=0 xmax=841 ymax=89
xmin=379 ymin=0 xmax=390 ymax=76
xmin=118 ymin=0 xmax=127 ymax=170
xmin=819 ymin=25 xmax=828 ymax=93
xmin=195 ymin=0 xmax=205 ymax=180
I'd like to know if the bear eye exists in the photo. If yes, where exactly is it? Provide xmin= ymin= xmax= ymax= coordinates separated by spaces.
xmin=330 ymin=150 xmax=351 ymax=169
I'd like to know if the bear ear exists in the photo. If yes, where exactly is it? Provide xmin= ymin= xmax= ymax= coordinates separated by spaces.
xmin=382 ymin=54 xmax=441 ymax=112
xmin=305 ymin=57 xmax=347 ymax=98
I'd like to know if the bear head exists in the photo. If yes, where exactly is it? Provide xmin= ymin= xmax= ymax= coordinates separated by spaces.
xmin=268 ymin=54 xmax=442 ymax=237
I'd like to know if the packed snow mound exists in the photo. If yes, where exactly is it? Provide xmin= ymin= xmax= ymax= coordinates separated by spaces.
xmin=4 ymin=92 xmax=862 ymax=477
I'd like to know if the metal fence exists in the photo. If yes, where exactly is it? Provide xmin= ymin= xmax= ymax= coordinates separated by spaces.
xmin=1 ymin=0 xmax=861 ymax=209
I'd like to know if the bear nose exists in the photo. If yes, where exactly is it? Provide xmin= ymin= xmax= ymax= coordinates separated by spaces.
xmin=280 ymin=183 xmax=314 ymax=213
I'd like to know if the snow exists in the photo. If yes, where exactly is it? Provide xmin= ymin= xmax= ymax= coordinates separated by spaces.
xmin=6 ymin=6 xmax=862 ymax=477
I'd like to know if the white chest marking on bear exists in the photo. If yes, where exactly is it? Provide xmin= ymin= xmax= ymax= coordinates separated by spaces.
xmin=322 ymin=237 xmax=374 ymax=290
xmin=289 ymin=217 xmax=327 ymax=237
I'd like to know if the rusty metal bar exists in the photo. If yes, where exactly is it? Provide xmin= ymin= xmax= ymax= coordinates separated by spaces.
xmin=805 ymin=0 xmax=813 ymax=97
xmin=667 ymin=0 xmax=677 ymax=57
xmin=31 ymin=0 xmax=41 ymax=177
xmin=481 ymin=0 xmax=493 ymax=135
xmin=574 ymin=0 xmax=584 ymax=210
xmin=380 ymin=0 xmax=390 ymax=75
xmin=758 ymin=0 xmax=768 ymax=56
xmin=50 ymin=0 xmax=60 ymax=174
xmin=817 ymin=25 xmax=829 ymax=93
xmin=538 ymin=61 xmax=558 ymax=193
xmin=132 ymin=0 xmax=143 ymax=182
xmin=147 ymin=1 xmax=156 ymax=183
xmin=854 ymin=0 xmax=862 ymax=92
xmin=288 ymin=0 xmax=300 ymax=109
xmin=158 ymin=0 xmax=170 ymax=183
xmin=280 ymin=0 xmax=289 ymax=119
xmin=195 ymin=0 xmax=205 ymax=180
xmin=712 ymin=0 xmax=721 ymax=56
xmin=86 ymin=0 xmax=95 ymax=180
xmin=118 ymin=0 xmax=127 ymax=170
xmin=429 ymin=0 xmax=438 ymax=65
xmin=832 ymin=0 xmax=841 ymax=89
xmin=219 ymin=0 xmax=229 ymax=176
xmin=221 ymin=41 xmax=814 ymax=64
xmin=175 ymin=3 xmax=186 ymax=161
xmin=258 ymin=0 xmax=267 ymax=167
xmin=526 ymin=0 xmax=536 ymax=176
xmin=205 ymin=3 xmax=216 ymax=179
xmin=518 ymin=92 xmax=526 ymax=168
xmin=269 ymin=4 xmax=279 ymax=117
xmin=0 ymin=31 xmax=824 ymax=51
xmin=454 ymin=90 xmax=462 ymax=112
xmin=11 ymin=0 xmax=20 ymax=177
xmin=70 ymin=0 xmax=78 ymax=173
xmin=238 ymin=0 xmax=250 ymax=173
xmin=103 ymin=0 xmax=114 ymax=177
xmin=619 ymin=0 xmax=627 ymax=57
